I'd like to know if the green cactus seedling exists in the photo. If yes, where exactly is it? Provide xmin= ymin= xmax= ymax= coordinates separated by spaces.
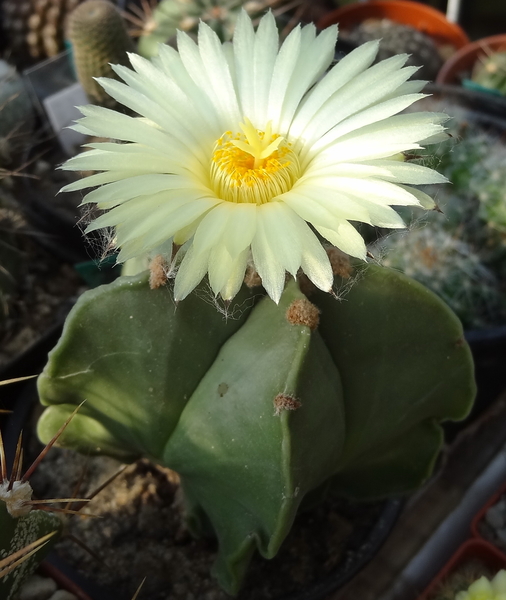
xmin=37 ymin=261 xmax=475 ymax=594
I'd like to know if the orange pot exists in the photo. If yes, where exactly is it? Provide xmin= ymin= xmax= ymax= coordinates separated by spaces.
xmin=437 ymin=34 xmax=506 ymax=85
xmin=318 ymin=0 xmax=469 ymax=50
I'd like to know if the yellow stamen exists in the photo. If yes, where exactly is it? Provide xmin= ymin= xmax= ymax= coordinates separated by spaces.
xmin=211 ymin=118 xmax=299 ymax=205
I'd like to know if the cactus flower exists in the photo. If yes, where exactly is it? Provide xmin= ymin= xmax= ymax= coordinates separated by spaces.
xmin=61 ymin=11 xmax=448 ymax=303
xmin=456 ymin=571 xmax=506 ymax=600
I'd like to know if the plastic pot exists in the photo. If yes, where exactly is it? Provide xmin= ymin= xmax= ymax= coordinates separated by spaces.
xmin=417 ymin=539 xmax=506 ymax=600
xmin=437 ymin=34 xmax=506 ymax=86
xmin=317 ymin=0 xmax=469 ymax=50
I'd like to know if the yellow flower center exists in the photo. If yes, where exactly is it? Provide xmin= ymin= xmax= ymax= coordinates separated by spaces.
xmin=210 ymin=118 xmax=300 ymax=204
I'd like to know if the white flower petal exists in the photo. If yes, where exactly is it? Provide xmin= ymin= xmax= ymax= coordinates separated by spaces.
xmin=257 ymin=202 xmax=302 ymax=277
xmin=290 ymin=40 xmax=379 ymax=138
xmin=300 ymin=58 xmax=416 ymax=149
xmin=192 ymin=203 xmax=232 ymax=255
xmin=278 ymin=23 xmax=337 ymax=132
xmin=251 ymin=12 xmax=279 ymax=125
xmin=219 ymin=248 xmax=250 ymax=300
xmin=315 ymin=220 xmax=367 ymax=260
xmin=306 ymin=92 xmax=427 ymax=160
xmin=174 ymin=244 xmax=209 ymax=301
xmin=267 ymin=25 xmax=302 ymax=132
xmin=62 ymin=147 xmax=184 ymax=174
xmin=81 ymin=174 xmax=208 ymax=209
xmin=197 ymin=23 xmax=241 ymax=123
xmin=207 ymin=244 xmax=235 ymax=295
xmin=251 ymin=217 xmax=286 ymax=304
xmin=222 ymin=203 xmax=257 ymax=256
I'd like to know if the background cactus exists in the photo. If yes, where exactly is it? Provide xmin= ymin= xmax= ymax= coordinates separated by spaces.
xmin=373 ymin=227 xmax=506 ymax=330
xmin=472 ymin=51 xmax=506 ymax=96
xmin=0 ymin=435 xmax=62 ymax=600
xmin=379 ymin=111 xmax=506 ymax=328
xmin=1 ymin=0 xmax=84 ymax=66
xmin=36 ymin=263 xmax=475 ymax=594
xmin=66 ymin=0 xmax=136 ymax=108
xmin=339 ymin=19 xmax=444 ymax=81
xmin=0 ymin=60 xmax=35 ymax=167
xmin=133 ymin=0 xmax=303 ymax=58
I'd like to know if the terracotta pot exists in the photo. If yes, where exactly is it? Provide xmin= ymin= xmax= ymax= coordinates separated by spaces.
xmin=417 ymin=539 xmax=506 ymax=600
xmin=317 ymin=0 xmax=469 ymax=50
xmin=437 ymin=34 xmax=506 ymax=86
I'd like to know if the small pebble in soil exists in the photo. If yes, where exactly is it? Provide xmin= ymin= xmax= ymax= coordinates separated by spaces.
xmin=18 ymin=575 xmax=57 ymax=600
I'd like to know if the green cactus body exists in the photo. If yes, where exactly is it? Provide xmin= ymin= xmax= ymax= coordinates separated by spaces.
xmin=67 ymin=0 xmax=136 ymax=108
xmin=0 ymin=482 xmax=62 ymax=600
xmin=472 ymin=52 xmax=506 ymax=96
xmin=37 ymin=264 xmax=475 ymax=594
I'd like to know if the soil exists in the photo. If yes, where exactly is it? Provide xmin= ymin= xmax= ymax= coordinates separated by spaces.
xmin=27 ymin=423 xmax=387 ymax=600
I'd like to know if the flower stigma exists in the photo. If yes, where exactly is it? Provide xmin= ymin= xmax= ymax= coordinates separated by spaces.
xmin=211 ymin=117 xmax=300 ymax=205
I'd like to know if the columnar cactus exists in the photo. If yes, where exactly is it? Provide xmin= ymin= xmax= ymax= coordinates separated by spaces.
xmin=37 ymin=262 xmax=475 ymax=594
xmin=2 ymin=0 xmax=84 ymax=65
xmin=67 ymin=0 xmax=136 ymax=108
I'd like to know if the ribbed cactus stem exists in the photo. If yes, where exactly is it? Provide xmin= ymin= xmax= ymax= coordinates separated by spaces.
xmin=67 ymin=0 xmax=135 ymax=107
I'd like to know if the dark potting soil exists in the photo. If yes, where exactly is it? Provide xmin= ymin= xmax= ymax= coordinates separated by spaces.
xmin=0 ymin=209 xmax=84 ymax=367
xmin=27 ymin=424 xmax=386 ymax=600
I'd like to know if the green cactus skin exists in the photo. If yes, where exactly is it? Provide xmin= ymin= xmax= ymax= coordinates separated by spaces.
xmin=472 ymin=52 xmax=506 ymax=96
xmin=67 ymin=0 xmax=136 ymax=108
xmin=0 ymin=486 xmax=62 ymax=600
xmin=37 ymin=266 xmax=475 ymax=594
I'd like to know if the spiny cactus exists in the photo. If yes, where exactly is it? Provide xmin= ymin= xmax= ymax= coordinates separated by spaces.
xmin=340 ymin=19 xmax=443 ymax=81
xmin=0 ymin=433 xmax=63 ymax=600
xmin=37 ymin=262 xmax=475 ymax=594
xmin=2 ymin=0 xmax=84 ymax=66
xmin=132 ymin=0 xmax=300 ymax=58
xmin=472 ymin=51 xmax=506 ymax=96
xmin=373 ymin=226 xmax=506 ymax=330
xmin=67 ymin=0 xmax=136 ymax=108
